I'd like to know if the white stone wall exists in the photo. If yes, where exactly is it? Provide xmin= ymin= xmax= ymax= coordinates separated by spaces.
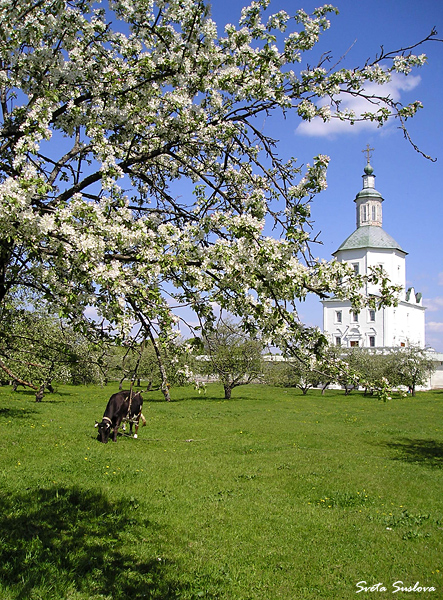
xmin=430 ymin=363 xmax=443 ymax=389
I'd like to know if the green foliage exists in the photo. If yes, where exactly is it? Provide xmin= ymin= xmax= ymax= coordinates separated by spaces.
xmin=265 ymin=358 xmax=319 ymax=394
xmin=106 ymin=342 xmax=163 ymax=388
xmin=0 ymin=304 xmax=107 ymax=394
xmin=201 ymin=320 xmax=264 ymax=398
xmin=107 ymin=338 xmax=194 ymax=390
xmin=384 ymin=346 xmax=436 ymax=395
xmin=311 ymin=347 xmax=436 ymax=398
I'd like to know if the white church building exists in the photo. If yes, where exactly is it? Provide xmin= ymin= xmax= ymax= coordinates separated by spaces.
xmin=321 ymin=156 xmax=426 ymax=350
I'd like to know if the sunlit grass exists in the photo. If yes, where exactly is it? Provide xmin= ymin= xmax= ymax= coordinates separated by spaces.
xmin=0 ymin=384 xmax=442 ymax=599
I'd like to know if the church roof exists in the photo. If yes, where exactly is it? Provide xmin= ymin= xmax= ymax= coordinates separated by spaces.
xmin=355 ymin=187 xmax=383 ymax=201
xmin=333 ymin=225 xmax=407 ymax=256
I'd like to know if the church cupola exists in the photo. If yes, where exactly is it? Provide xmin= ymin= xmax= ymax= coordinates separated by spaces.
xmin=354 ymin=146 xmax=383 ymax=228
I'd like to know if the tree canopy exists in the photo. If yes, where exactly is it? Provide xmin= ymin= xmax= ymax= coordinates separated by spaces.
xmin=0 ymin=0 xmax=438 ymax=365
xmin=0 ymin=300 xmax=108 ymax=397
xmin=199 ymin=319 xmax=263 ymax=398
xmin=384 ymin=346 xmax=436 ymax=397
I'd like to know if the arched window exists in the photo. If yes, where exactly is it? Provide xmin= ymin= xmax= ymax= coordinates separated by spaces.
xmin=361 ymin=205 xmax=367 ymax=221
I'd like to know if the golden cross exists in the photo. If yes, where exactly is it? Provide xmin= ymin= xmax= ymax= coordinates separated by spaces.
xmin=362 ymin=144 xmax=374 ymax=163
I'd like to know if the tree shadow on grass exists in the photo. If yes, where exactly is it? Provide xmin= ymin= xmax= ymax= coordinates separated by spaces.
xmin=377 ymin=438 xmax=443 ymax=468
xmin=0 ymin=486 xmax=183 ymax=599
xmin=167 ymin=391 xmax=252 ymax=403
xmin=0 ymin=387 xmax=73 ymax=402
xmin=0 ymin=407 xmax=38 ymax=420
xmin=171 ymin=394 xmax=229 ymax=403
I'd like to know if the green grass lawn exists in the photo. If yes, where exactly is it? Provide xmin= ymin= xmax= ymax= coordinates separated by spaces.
xmin=0 ymin=383 xmax=442 ymax=599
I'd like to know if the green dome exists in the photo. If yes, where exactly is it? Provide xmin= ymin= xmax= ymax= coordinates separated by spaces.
xmin=364 ymin=162 xmax=374 ymax=175
xmin=333 ymin=225 xmax=407 ymax=255
xmin=355 ymin=188 xmax=383 ymax=201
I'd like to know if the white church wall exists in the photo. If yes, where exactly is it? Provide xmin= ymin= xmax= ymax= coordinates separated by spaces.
xmin=430 ymin=357 xmax=443 ymax=389
xmin=365 ymin=248 xmax=406 ymax=290
xmin=322 ymin=299 xmax=382 ymax=349
xmin=333 ymin=248 xmax=407 ymax=297
xmin=395 ymin=302 xmax=426 ymax=347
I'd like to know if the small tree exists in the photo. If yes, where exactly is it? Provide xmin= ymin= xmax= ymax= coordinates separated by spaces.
xmin=202 ymin=321 xmax=263 ymax=399
xmin=385 ymin=346 xmax=435 ymax=396
xmin=323 ymin=348 xmax=360 ymax=395
xmin=334 ymin=348 xmax=386 ymax=395
xmin=265 ymin=357 xmax=319 ymax=395
xmin=325 ymin=347 xmax=391 ymax=396
xmin=313 ymin=345 xmax=345 ymax=394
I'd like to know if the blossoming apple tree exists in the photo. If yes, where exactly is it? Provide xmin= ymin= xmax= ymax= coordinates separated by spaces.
xmin=0 ymin=0 xmax=438 ymax=393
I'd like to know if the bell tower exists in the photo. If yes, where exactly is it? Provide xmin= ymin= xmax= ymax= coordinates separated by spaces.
xmin=355 ymin=145 xmax=383 ymax=228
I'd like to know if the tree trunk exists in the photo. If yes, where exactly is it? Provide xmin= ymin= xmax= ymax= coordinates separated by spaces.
xmin=35 ymin=384 xmax=45 ymax=402
xmin=0 ymin=358 xmax=38 ymax=391
xmin=129 ymin=303 xmax=171 ymax=402
xmin=35 ymin=363 xmax=56 ymax=401
xmin=146 ymin=327 xmax=171 ymax=402
xmin=224 ymin=384 xmax=232 ymax=400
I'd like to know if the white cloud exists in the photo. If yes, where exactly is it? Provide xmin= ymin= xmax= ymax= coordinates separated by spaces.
xmin=296 ymin=73 xmax=421 ymax=138
xmin=426 ymin=321 xmax=443 ymax=333
xmin=424 ymin=297 xmax=443 ymax=312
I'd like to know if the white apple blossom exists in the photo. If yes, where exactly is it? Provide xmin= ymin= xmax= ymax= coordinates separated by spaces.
xmin=0 ymin=0 xmax=437 ymax=376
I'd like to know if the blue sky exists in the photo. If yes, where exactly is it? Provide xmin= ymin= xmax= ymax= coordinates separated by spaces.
xmin=207 ymin=0 xmax=443 ymax=351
